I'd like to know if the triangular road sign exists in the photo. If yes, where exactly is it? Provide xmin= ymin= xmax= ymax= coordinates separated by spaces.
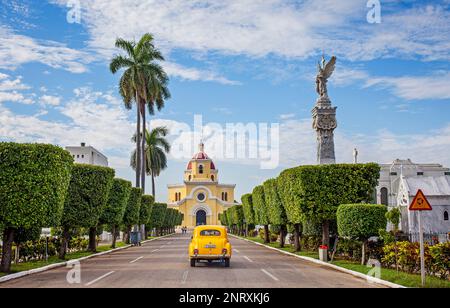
xmin=409 ymin=189 xmax=432 ymax=211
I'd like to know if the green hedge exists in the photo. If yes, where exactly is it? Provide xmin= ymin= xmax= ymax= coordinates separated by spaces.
xmin=62 ymin=164 xmax=115 ymax=229
xmin=337 ymin=204 xmax=387 ymax=240
xmin=0 ymin=143 xmax=73 ymax=228
xmin=149 ymin=203 xmax=167 ymax=230
xmin=100 ymin=178 xmax=132 ymax=226
xmin=241 ymin=193 xmax=255 ymax=225
xmin=263 ymin=179 xmax=287 ymax=226
xmin=123 ymin=187 xmax=142 ymax=227
xmin=252 ymin=185 xmax=269 ymax=225
xmin=139 ymin=195 xmax=154 ymax=225
xmin=278 ymin=163 xmax=380 ymax=224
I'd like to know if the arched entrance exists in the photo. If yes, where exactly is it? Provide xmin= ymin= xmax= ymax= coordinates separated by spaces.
xmin=196 ymin=210 xmax=207 ymax=226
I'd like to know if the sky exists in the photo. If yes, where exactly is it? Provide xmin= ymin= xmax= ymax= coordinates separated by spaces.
xmin=0 ymin=0 xmax=450 ymax=202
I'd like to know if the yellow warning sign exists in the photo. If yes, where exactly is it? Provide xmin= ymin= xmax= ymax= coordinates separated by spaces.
xmin=409 ymin=189 xmax=432 ymax=211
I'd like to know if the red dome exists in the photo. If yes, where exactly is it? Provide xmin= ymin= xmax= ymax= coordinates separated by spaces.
xmin=186 ymin=151 xmax=216 ymax=170
xmin=192 ymin=152 xmax=209 ymax=160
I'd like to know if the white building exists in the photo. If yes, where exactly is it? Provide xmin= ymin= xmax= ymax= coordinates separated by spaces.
xmin=376 ymin=159 xmax=450 ymax=236
xmin=65 ymin=143 xmax=108 ymax=167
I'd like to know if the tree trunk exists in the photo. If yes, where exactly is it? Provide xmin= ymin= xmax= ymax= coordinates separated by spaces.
xmin=361 ymin=240 xmax=366 ymax=265
xmin=322 ymin=220 xmax=330 ymax=247
xmin=141 ymin=103 xmax=146 ymax=193
xmin=264 ymin=225 xmax=270 ymax=243
xmin=59 ymin=226 xmax=70 ymax=260
xmin=151 ymin=174 xmax=156 ymax=198
xmin=293 ymin=223 xmax=301 ymax=252
xmin=0 ymin=227 xmax=15 ymax=273
xmin=111 ymin=225 xmax=117 ymax=249
xmin=88 ymin=227 xmax=97 ymax=252
xmin=279 ymin=225 xmax=286 ymax=248
xmin=135 ymin=92 xmax=141 ymax=188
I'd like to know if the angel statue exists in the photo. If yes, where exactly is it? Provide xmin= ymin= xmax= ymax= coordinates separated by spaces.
xmin=316 ymin=55 xmax=336 ymax=98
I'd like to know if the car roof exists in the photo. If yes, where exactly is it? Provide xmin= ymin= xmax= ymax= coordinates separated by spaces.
xmin=194 ymin=225 xmax=226 ymax=231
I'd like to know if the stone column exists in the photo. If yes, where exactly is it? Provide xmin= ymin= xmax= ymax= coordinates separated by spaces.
xmin=312 ymin=96 xmax=337 ymax=165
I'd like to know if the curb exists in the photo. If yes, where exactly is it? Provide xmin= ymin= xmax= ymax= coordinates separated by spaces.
xmin=0 ymin=233 xmax=175 ymax=284
xmin=230 ymin=235 xmax=405 ymax=289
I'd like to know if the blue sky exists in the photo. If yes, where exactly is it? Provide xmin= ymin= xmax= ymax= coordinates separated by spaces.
xmin=1 ymin=0 xmax=450 ymax=202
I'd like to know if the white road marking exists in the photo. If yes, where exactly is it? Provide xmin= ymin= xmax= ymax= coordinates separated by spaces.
xmin=244 ymin=256 xmax=253 ymax=263
xmin=181 ymin=270 xmax=189 ymax=284
xmin=261 ymin=269 xmax=279 ymax=281
xmin=234 ymin=249 xmax=240 ymax=253
xmin=152 ymin=249 xmax=160 ymax=253
xmin=129 ymin=256 xmax=144 ymax=264
xmin=85 ymin=271 xmax=115 ymax=286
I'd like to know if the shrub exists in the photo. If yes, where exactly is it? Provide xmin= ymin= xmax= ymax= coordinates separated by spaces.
xmin=123 ymin=187 xmax=142 ymax=228
xmin=60 ymin=164 xmax=115 ymax=256
xmin=337 ymin=204 xmax=387 ymax=264
xmin=429 ymin=242 xmax=450 ymax=280
xmin=0 ymin=142 xmax=73 ymax=272
xmin=140 ymin=195 xmax=155 ymax=225
xmin=278 ymin=163 xmax=380 ymax=247
xmin=241 ymin=194 xmax=255 ymax=225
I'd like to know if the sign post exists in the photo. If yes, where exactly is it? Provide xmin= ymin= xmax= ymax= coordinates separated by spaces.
xmin=409 ymin=189 xmax=432 ymax=287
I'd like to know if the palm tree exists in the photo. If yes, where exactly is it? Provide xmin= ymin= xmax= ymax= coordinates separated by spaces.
xmin=110 ymin=33 xmax=170 ymax=192
xmin=131 ymin=127 xmax=170 ymax=197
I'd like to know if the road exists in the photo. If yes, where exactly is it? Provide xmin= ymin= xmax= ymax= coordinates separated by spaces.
xmin=0 ymin=233 xmax=383 ymax=288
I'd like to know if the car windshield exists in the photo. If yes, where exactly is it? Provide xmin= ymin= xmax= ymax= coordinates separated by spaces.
xmin=199 ymin=230 xmax=221 ymax=236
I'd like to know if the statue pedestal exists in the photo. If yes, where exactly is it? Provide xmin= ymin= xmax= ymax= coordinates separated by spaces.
xmin=312 ymin=97 xmax=337 ymax=165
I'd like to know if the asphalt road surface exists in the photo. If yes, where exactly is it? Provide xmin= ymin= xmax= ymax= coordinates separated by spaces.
xmin=0 ymin=233 xmax=383 ymax=288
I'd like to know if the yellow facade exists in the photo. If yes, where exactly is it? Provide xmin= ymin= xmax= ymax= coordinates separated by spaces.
xmin=167 ymin=142 xmax=236 ymax=228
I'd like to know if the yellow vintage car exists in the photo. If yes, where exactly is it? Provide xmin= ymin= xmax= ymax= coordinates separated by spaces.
xmin=189 ymin=225 xmax=232 ymax=267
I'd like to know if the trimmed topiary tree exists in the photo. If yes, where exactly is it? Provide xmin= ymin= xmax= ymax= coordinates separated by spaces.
xmin=60 ymin=164 xmax=115 ymax=258
xmin=99 ymin=178 xmax=132 ymax=248
xmin=252 ymin=185 xmax=270 ymax=243
xmin=264 ymin=179 xmax=288 ymax=248
xmin=0 ymin=143 xmax=73 ymax=272
xmin=140 ymin=195 xmax=154 ymax=239
xmin=122 ymin=187 xmax=142 ymax=244
xmin=277 ymin=170 xmax=304 ymax=251
xmin=337 ymin=203 xmax=387 ymax=264
xmin=278 ymin=163 xmax=380 ymax=247
xmin=241 ymin=193 xmax=255 ymax=234
xmin=149 ymin=203 xmax=167 ymax=236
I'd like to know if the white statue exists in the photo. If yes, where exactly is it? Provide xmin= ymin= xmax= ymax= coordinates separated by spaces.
xmin=353 ymin=148 xmax=358 ymax=164
xmin=316 ymin=56 xmax=336 ymax=98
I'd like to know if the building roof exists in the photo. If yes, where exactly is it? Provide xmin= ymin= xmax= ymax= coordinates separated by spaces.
xmin=403 ymin=176 xmax=450 ymax=196
xmin=186 ymin=142 xmax=216 ymax=170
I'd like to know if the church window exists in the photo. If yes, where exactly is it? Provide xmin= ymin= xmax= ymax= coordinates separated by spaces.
xmin=444 ymin=211 xmax=449 ymax=221
xmin=224 ymin=192 xmax=228 ymax=201
xmin=197 ymin=192 xmax=206 ymax=202
xmin=211 ymin=175 xmax=215 ymax=181
xmin=380 ymin=187 xmax=388 ymax=206
xmin=199 ymin=165 xmax=204 ymax=174
xmin=188 ymin=175 xmax=191 ymax=181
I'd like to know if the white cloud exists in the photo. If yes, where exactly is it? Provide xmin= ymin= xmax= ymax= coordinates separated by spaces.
xmin=0 ymin=91 xmax=33 ymax=104
xmin=40 ymin=95 xmax=61 ymax=106
xmin=364 ymin=72 xmax=450 ymax=100
xmin=279 ymin=113 xmax=296 ymax=120
xmin=163 ymin=62 xmax=240 ymax=85
xmin=0 ymin=87 xmax=134 ymax=156
xmin=49 ymin=0 xmax=450 ymax=62
xmin=0 ymin=26 xmax=92 ymax=73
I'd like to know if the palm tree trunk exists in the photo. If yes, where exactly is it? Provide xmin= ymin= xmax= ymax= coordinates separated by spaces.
xmin=141 ymin=103 xmax=146 ymax=193
xmin=151 ymin=174 xmax=155 ymax=198
xmin=135 ymin=93 xmax=141 ymax=188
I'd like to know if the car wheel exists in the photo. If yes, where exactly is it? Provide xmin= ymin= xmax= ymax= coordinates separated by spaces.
xmin=190 ymin=259 xmax=196 ymax=267
xmin=224 ymin=258 xmax=230 ymax=268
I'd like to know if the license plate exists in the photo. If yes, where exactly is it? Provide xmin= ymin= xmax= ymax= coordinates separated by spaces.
xmin=204 ymin=244 xmax=216 ymax=248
